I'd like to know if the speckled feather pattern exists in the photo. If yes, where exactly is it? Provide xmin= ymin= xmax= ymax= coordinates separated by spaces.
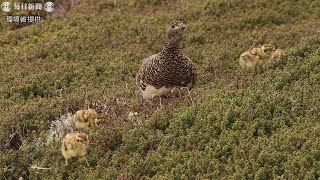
xmin=136 ymin=21 xmax=196 ymax=92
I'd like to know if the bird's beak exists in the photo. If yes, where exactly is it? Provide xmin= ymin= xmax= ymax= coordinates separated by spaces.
xmin=95 ymin=118 xmax=100 ymax=126
xmin=181 ymin=24 xmax=186 ymax=30
xmin=78 ymin=133 xmax=88 ymax=141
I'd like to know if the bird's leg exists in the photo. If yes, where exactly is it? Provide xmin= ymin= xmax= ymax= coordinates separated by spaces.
xmin=170 ymin=87 xmax=180 ymax=97
xmin=188 ymin=89 xmax=194 ymax=106
xmin=170 ymin=87 xmax=176 ymax=93
xmin=142 ymin=98 xmax=151 ymax=113
xmin=159 ymin=96 xmax=163 ymax=109
xmin=64 ymin=158 xmax=68 ymax=166
xmin=152 ymin=94 xmax=163 ymax=109
xmin=79 ymin=157 xmax=90 ymax=166
xmin=84 ymin=157 xmax=90 ymax=167
xmin=179 ymin=87 xmax=187 ymax=96
xmin=178 ymin=87 xmax=182 ymax=98
xmin=181 ymin=87 xmax=194 ymax=105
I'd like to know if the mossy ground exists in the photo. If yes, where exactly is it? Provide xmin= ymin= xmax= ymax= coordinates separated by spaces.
xmin=1 ymin=0 xmax=320 ymax=179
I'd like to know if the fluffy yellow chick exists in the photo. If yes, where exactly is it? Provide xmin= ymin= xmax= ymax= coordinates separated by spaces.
xmin=73 ymin=109 xmax=101 ymax=130
xmin=239 ymin=44 xmax=276 ymax=71
xmin=239 ymin=47 xmax=261 ymax=70
xmin=257 ymin=44 xmax=276 ymax=62
xmin=61 ymin=133 xmax=89 ymax=166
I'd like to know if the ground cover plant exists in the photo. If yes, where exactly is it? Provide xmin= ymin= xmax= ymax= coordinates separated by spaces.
xmin=0 ymin=0 xmax=320 ymax=179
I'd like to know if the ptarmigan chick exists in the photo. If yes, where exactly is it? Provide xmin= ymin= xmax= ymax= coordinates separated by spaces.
xmin=61 ymin=132 xmax=89 ymax=166
xmin=239 ymin=44 xmax=276 ymax=71
xmin=136 ymin=20 xmax=196 ymax=99
xmin=73 ymin=109 xmax=101 ymax=131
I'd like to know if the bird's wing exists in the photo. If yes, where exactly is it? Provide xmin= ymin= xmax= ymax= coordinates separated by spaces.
xmin=136 ymin=54 xmax=159 ymax=90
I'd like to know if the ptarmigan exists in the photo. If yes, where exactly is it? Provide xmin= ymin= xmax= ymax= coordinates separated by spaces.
xmin=72 ymin=109 xmax=101 ymax=131
xmin=61 ymin=132 xmax=89 ymax=166
xmin=239 ymin=44 xmax=276 ymax=71
xmin=136 ymin=20 xmax=196 ymax=99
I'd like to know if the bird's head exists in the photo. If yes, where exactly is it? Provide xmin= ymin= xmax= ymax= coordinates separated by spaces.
xmin=75 ymin=133 xmax=89 ymax=145
xmin=85 ymin=109 xmax=98 ymax=121
xmin=93 ymin=117 xmax=102 ymax=127
xmin=261 ymin=44 xmax=276 ymax=55
xmin=165 ymin=20 xmax=186 ymax=45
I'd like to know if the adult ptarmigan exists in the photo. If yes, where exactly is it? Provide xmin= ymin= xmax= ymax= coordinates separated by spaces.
xmin=136 ymin=20 xmax=196 ymax=100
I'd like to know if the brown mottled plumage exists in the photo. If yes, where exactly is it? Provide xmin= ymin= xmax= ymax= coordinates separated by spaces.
xmin=136 ymin=21 xmax=196 ymax=99
xmin=239 ymin=44 xmax=276 ymax=71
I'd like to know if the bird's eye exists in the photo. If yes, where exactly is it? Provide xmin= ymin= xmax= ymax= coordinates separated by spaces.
xmin=171 ymin=25 xmax=175 ymax=28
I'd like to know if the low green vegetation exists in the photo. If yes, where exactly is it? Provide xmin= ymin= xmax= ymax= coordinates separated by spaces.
xmin=0 ymin=0 xmax=320 ymax=179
